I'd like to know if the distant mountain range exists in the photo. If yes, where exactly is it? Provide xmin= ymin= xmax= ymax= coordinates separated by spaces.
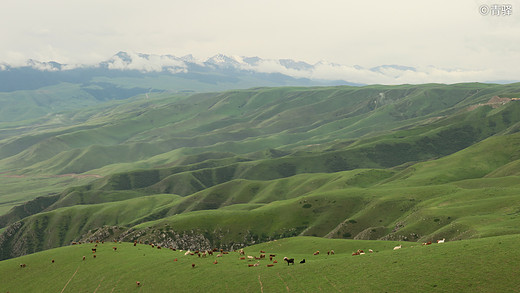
xmin=1 ymin=51 xmax=518 ymax=122
xmin=0 ymin=52 xmax=366 ymax=122
xmin=0 ymin=51 xmax=360 ymax=93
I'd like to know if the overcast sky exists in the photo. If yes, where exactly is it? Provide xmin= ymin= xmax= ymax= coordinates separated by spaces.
xmin=1 ymin=0 xmax=519 ymax=84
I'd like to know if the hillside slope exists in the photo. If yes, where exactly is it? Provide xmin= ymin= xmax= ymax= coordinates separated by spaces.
xmin=1 ymin=235 xmax=519 ymax=292
xmin=1 ymin=82 xmax=520 ymax=259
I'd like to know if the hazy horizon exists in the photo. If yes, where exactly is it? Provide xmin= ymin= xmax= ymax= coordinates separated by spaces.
xmin=1 ymin=0 xmax=519 ymax=84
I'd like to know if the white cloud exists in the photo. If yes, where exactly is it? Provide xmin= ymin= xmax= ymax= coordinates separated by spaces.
xmin=0 ymin=0 xmax=519 ymax=84
xmin=234 ymin=58 xmax=495 ymax=84
xmin=106 ymin=52 xmax=187 ymax=72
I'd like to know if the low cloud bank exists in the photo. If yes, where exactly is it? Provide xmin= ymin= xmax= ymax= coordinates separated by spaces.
xmin=1 ymin=52 xmax=510 ymax=85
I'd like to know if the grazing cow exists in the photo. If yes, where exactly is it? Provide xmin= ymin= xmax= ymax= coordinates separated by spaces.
xmin=283 ymin=257 xmax=295 ymax=265
xmin=437 ymin=238 xmax=445 ymax=244
xmin=93 ymin=255 xmax=96 ymax=258
xmin=247 ymin=256 xmax=254 ymax=260
xmin=248 ymin=264 xmax=255 ymax=267
xmin=267 ymin=264 xmax=274 ymax=267
xmin=71 ymin=242 xmax=77 ymax=245
xmin=300 ymin=259 xmax=306 ymax=264
xmin=134 ymin=242 xmax=137 ymax=247
xmin=269 ymin=256 xmax=273 ymax=261
xmin=51 ymin=259 xmax=55 ymax=263
xmin=20 ymin=263 xmax=26 ymax=268
xmin=269 ymin=254 xmax=276 ymax=257
xmin=239 ymin=249 xmax=245 ymax=255
xmin=112 ymin=247 xmax=117 ymax=251
xmin=239 ymin=257 xmax=246 ymax=260
xmin=352 ymin=249 xmax=364 ymax=256
xmin=96 ymin=240 xmax=99 ymax=243
xmin=185 ymin=250 xmax=191 ymax=256
xmin=253 ymin=262 xmax=260 ymax=267
xmin=393 ymin=244 xmax=402 ymax=250
xmin=217 ymin=253 xmax=223 ymax=258
xmin=208 ymin=251 xmax=213 ymax=256
xmin=191 ymin=263 xmax=195 ymax=268
xmin=260 ymin=254 xmax=266 ymax=259
xmin=260 ymin=250 xmax=265 ymax=253
xmin=213 ymin=260 xmax=218 ymax=264
xmin=174 ymin=258 xmax=178 ymax=262
xmin=157 ymin=246 xmax=161 ymax=250
xmin=313 ymin=251 xmax=320 ymax=255
xmin=92 ymin=248 xmax=97 ymax=253
xmin=136 ymin=281 xmax=141 ymax=287
xmin=422 ymin=241 xmax=432 ymax=246
xmin=368 ymin=249 xmax=374 ymax=253
xmin=82 ymin=256 xmax=86 ymax=261
xmin=330 ymin=250 xmax=335 ymax=255
xmin=273 ymin=260 xmax=278 ymax=264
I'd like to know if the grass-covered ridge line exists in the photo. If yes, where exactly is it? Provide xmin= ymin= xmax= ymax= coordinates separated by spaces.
xmin=2 ymin=133 xmax=520 ymax=259
xmin=1 ymin=235 xmax=519 ymax=292
xmin=1 ymin=82 xmax=520 ymax=260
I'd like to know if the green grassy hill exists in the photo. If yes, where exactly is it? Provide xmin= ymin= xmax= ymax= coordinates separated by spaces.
xmin=1 ymin=82 xmax=520 ymax=261
xmin=1 ymin=235 xmax=519 ymax=292
xmin=2 ymin=132 xmax=520 ymax=260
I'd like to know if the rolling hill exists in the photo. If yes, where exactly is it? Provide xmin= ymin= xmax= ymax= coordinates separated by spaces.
xmin=1 ymin=82 xmax=520 ymax=261
xmin=1 ymin=235 xmax=519 ymax=292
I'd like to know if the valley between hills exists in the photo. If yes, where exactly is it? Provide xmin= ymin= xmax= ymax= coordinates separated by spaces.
xmin=1 ymin=82 xmax=520 ymax=263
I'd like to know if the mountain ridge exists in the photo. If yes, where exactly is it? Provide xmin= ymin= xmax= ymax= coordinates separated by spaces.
xmin=1 ymin=83 xmax=520 ymax=259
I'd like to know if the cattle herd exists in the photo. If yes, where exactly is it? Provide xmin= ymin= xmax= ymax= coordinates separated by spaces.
xmin=16 ymin=237 xmax=446 ymax=288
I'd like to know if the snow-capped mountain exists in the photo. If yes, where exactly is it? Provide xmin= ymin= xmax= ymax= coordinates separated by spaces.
xmin=1 ymin=51 xmax=508 ymax=93
xmin=0 ymin=52 xmax=515 ymax=122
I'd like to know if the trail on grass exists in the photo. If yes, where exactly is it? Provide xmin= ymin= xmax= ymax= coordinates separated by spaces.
xmin=258 ymin=275 xmax=264 ymax=293
xmin=93 ymin=276 xmax=105 ymax=293
xmin=277 ymin=272 xmax=290 ymax=292
xmin=323 ymin=275 xmax=342 ymax=292
xmin=60 ymin=265 xmax=80 ymax=293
